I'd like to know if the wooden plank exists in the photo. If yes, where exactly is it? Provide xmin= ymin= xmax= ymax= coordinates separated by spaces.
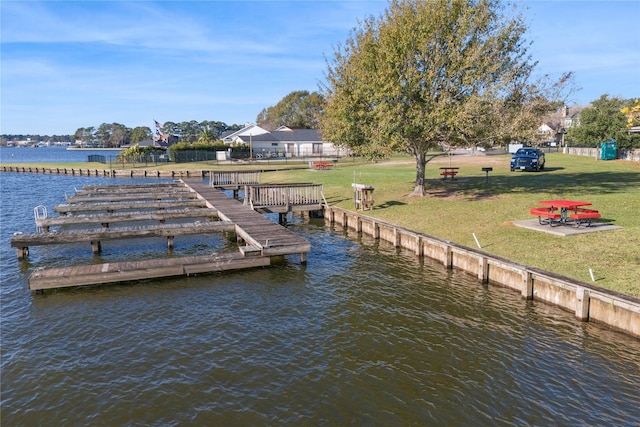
xmin=36 ymin=208 xmax=218 ymax=229
xmin=11 ymin=221 xmax=236 ymax=248
xmin=28 ymin=253 xmax=272 ymax=290
xmin=54 ymin=199 xmax=207 ymax=214
xmin=82 ymin=183 xmax=185 ymax=191
xmin=66 ymin=192 xmax=198 ymax=203
xmin=74 ymin=187 xmax=191 ymax=196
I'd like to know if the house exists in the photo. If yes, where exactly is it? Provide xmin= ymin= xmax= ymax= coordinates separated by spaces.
xmin=223 ymin=124 xmax=350 ymax=158
xmin=538 ymin=105 xmax=584 ymax=146
xmin=220 ymin=124 xmax=270 ymax=143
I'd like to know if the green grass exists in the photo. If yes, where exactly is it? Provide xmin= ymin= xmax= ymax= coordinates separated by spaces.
xmin=5 ymin=153 xmax=640 ymax=296
xmin=266 ymin=153 xmax=640 ymax=297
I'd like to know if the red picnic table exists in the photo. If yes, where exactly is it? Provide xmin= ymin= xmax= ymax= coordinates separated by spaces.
xmin=530 ymin=199 xmax=602 ymax=227
xmin=439 ymin=167 xmax=459 ymax=180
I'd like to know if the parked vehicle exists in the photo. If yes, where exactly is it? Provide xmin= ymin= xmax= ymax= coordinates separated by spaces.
xmin=510 ymin=148 xmax=545 ymax=171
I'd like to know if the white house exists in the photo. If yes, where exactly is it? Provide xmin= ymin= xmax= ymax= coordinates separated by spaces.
xmin=223 ymin=124 xmax=350 ymax=158
xmin=221 ymin=124 xmax=270 ymax=143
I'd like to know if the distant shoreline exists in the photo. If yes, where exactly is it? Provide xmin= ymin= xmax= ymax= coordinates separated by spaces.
xmin=66 ymin=147 xmax=122 ymax=151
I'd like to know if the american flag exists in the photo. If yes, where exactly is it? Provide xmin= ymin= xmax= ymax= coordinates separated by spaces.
xmin=154 ymin=120 xmax=164 ymax=129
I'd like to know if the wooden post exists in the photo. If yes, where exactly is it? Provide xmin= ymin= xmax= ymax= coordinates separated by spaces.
xmin=16 ymin=247 xmax=29 ymax=259
xmin=445 ymin=246 xmax=453 ymax=269
xmin=167 ymin=236 xmax=174 ymax=249
xmin=300 ymin=252 xmax=307 ymax=264
xmin=522 ymin=271 xmax=534 ymax=299
xmin=575 ymin=287 xmax=590 ymax=321
xmin=479 ymin=257 xmax=489 ymax=284
xmin=91 ymin=240 xmax=101 ymax=254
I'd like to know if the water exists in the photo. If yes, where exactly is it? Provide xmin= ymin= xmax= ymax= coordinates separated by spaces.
xmin=1 ymin=146 xmax=121 ymax=163
xmin=1 ymin=153 xmax=639 ymax=425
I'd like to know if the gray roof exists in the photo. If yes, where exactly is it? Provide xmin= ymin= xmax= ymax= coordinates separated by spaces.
xmin=236 ymin=128 xmax=323 ymax=143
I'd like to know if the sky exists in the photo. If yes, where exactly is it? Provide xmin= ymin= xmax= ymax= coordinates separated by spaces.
xmin=1 ymin=0 xmax=639 ymax=136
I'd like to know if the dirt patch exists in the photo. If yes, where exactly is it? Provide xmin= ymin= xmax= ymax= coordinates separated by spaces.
xmin=428 ymin=154 xmax=506 ymax=167
xmin=380 ymin=153 xmax=508 ymax=168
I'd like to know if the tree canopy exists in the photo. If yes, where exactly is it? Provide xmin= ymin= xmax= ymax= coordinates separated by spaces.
xmin=257 ymin=90 xmax=324 ymax=130
xmin=320 ymin=0 xmax=567 ymax=196
xmin=567 ymin=95 xmax=639 ymax=150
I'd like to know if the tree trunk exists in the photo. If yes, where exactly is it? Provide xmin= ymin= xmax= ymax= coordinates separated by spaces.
xmin=411 ymin=151 xmax=427 ymax=197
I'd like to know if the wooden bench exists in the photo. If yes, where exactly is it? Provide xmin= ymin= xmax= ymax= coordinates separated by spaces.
xmin=569 ymin=209 xmax=601 ymax=227
xmin=313 ymin=161 xmax=333 ymax=170
xmin=530 ymin=207 xmax=561 ymax=225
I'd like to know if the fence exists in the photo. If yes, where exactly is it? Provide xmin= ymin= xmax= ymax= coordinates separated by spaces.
xmin=564 ymin=147 xmax=640 ymax=162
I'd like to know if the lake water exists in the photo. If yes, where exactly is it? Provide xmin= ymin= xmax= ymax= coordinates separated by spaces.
xmin=1 ymin=148 xmax=639 ymax=425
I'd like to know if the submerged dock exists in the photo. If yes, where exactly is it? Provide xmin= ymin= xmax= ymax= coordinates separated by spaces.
xmin=15 ymin=179 xmax=312 ymax=291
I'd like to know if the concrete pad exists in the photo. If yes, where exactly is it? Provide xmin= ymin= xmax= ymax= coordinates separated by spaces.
xmin=512 ymin=219 xmax=622 ymax=236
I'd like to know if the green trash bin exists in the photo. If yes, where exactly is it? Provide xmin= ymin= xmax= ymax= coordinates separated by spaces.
xmin=600 ymin=139 xmax=617 ymax=160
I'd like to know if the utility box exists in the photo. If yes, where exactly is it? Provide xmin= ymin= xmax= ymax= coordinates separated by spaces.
xmin=600 ymin=139 xmax=617 ymax=160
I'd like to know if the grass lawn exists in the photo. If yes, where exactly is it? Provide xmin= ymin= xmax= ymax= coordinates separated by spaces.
xmin=265 ymin=153 xmax=640 ymax=297
xmin=4 ymin=153 xmax=639 ymax=297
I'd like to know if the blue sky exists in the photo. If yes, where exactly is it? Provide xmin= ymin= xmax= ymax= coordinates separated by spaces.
xmin=1 ymin=0 xmax=639 ymax=136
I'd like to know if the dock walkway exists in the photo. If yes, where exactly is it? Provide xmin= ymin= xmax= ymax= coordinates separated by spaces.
xmin=183 ymin=179 xmax=311 ymax=257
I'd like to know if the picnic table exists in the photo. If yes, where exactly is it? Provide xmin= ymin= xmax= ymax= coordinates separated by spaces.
xmin=440 ymin=167 xmax=459 ymax=180
xmin=312 ymin=161 xmax=334 ymax=170
xmin=530 ymin=199 xmax=602 ymax=227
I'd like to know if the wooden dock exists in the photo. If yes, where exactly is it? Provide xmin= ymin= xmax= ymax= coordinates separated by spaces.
xmin=12 ymin=221 xmax=235 ymax=257
xmin=14 ymin=180 xmax=311 ymax=291
xmin=54 ymin=199 xmax=208 ymax=214
xmin=36 ymin=208 xmax=218 ymax=232
xmin=28 ymin=253 xmax=271 ymax=291
xmin=182 ymin=179 xmax=311 ymax=258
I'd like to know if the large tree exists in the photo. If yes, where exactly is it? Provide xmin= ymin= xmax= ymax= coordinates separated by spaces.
xmin=321 ymin=0 xmax=565 ymax=196
xmin=257 ymin=90 xmax=324 ymax=130
xmin=130 ymin=126 xmax=152 ymax=143
xmin=568 ymin=95 xmax=639 ymax=150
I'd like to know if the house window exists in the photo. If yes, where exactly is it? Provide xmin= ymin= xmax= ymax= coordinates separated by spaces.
xmin=312 ymin=143 xmax=322 ymax=154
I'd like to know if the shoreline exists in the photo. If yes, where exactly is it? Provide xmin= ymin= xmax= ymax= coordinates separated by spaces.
xmin=2 ymin=165 xmax=639 ymax=338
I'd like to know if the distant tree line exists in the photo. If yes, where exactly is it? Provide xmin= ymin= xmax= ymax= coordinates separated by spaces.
xmin=71 ymin=120 xmax=243 ymax=148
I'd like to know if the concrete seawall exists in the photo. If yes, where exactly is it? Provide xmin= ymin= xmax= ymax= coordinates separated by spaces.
xmin=324 ymin=205 xmax=640 ymax=339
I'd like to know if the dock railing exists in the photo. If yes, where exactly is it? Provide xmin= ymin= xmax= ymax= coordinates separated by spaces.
xmin=210 ymin=171 xmax=261 ymax=187
xmin=246 ymin=184 xmax=324 ymax=210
